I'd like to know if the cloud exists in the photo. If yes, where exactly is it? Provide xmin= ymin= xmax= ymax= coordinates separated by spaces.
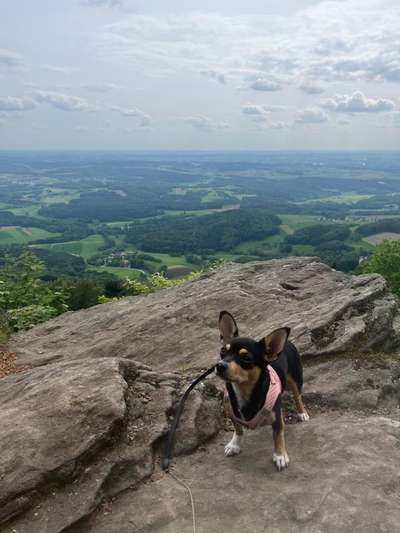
xmin=0 ymin=96 xmax=36 ymax=112
xmin=80 ymin=0 xmax=124 ymax=7
xmin=94 ymin=1 xmax=400 ymax=93
xmin=41 ymin=64 xmax=79 ymax=75
xmin=200 ymin=70 xmax=226 ymax=84
xmin=249 ymin=79 xmax=282 ymax=92
xmin=183 ymin=115 xmax=229 ymax=131
xmin=321 ymin=91 xmax=394 ymax=113
xmin=299 ymin=82 xmax=325 ymax=95
xmin=242 ymin=104 xmax=285 ymax=116
xmin=111 ymin=105 xmax=151 ymax=126
xmin=33 ymin=90 xmax=95 ymax=112
xmin=82 ymin=82 xmax=124 ymax=93
xmin=295 ymin=108 xmax=328 ymax=124
xmin=0 ymin=48 xmax=22 ymax=69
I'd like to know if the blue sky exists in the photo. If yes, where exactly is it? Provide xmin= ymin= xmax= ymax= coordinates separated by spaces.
xmin=0 ymin=0 xmax=399 ymax=150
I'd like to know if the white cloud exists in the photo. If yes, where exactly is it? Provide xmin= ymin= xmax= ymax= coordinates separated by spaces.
xmin=0 ymin=48 xmax=22 ymax=69
xmin=111 ymin=105 xmax=151 ymax=126
xmin=299 ymin=82 xmax=325 ymax=95
xmin=94 ymin=1 xmax=400 ymax=91
xmin=295 ymin=108 xmax=328 ymax=124
xmin=82 ymin=82 xmax=124 ymax=93
xmin=80 ymin=0 xmax=124 ymax=7
xmin=337 ymin=117 xmax=351 ymax=126
xmin=249 ymin=79 xmax=282 ymax=92
xmin=200 ymin=70 xmax=226 ymax=84
xmin=33 ymin=90 xmax=95 ymax=112
xmin=41 ymin=64 xmax=79 ymax=75
xmin=242 ymin=103 xmax=284 ymax=116
xmin=0 ymin=96 xmax=36 ymax=112
xmin=183 ymin=115 xmax=229 ymax=131
xmin=321 ymin=91 xmax=394 ymax=113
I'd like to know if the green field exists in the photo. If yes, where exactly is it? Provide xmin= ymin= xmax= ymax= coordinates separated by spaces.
xmin=300 ymin=192 xmax=373 ymax=205
xmin=92 ymin=266 xmax=143 ymax=279
xmin=40 ymin=188 xmax=80 ymax=205
xmin=0 ymin=227 xmax=59 ymax=245
xmin=39 ymin=234 xmax=105 ymax=259
xmin=363 ymin=232 xmax=400 ymax=246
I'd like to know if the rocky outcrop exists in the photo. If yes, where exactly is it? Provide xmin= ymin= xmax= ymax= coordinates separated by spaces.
xmin=2 ymin=258 xmax=400 ymax=532
xmin=0 ymin=358 xmax=221 ymax=532
xmin=10 ymin=257 xmax=400 ymax=372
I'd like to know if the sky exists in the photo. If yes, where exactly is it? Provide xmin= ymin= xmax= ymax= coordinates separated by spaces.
xmin=0 ymin=0 xmax=399 ymax=150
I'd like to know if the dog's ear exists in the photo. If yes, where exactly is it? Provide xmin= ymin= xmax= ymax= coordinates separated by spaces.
xmin=259 ymin=327 xmax=290 ymax=360
xmin=218 ymin=311 xmax=239 ymax=346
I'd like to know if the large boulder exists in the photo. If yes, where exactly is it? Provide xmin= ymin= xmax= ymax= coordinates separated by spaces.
xmin=0 ymin=358 xmax=221 ymax=532
xmin=10 ymin=258 xmax=400 ymax=372
xmin=2 ymin=258 xmax=400 ymax=533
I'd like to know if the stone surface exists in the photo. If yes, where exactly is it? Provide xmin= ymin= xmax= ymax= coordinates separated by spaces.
xmin=0 ymin=358 xmax=221 ymax=532
xmin=2 ymin=258 xmax=400 ymax=533
xmin=10 ymin=258 xmax=400 ymax=372
xmin=64 ymin=414 xmax=400 ymax=533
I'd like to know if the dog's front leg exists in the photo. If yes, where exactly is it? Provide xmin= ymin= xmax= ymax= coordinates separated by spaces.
xmin=224 ymin=422 xmax=243 ymax=456
xmin=272 ymin=404 xmax=289 ymax=470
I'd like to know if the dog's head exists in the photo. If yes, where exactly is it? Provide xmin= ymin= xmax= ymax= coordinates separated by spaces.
xmin=215 ymin=310 xmax=290 ymax=384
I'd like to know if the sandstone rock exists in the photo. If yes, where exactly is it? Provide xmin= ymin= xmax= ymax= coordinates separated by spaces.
xmin=63 ymin=413 xmax=400 ymax=533
xmin=10 ymin=258 xmax=400 ymax=372
xmin=1 ymin=359 xmax=221 ymax=532
xmin=3 ymin=258 xmax=400 ymax=533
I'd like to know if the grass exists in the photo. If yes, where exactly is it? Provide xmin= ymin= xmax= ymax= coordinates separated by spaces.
xmin=8 ymin=205 xmax=44 ymax=218
xmin=0 ymin=227 xmax=60 ymax=245
xmin=91 ymin=266 xmax=143 ymax=279
xmin=363 ymin=232 xmax=400 ymax=246
xmin=299 ymin=192 xmax=373 ymax=205
xmin=146 ymin=252 xmax=198 ymax=269
xmin=38 ymin=234 xmax=105 ymax=260
xmin=40 ymin=188 xmax=80 ymax=205
xmin=277 ymin=214 xmax=328 ymax=232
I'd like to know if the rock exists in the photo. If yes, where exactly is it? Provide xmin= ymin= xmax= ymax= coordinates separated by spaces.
xmin=9 ymin=258 xmax=400 ymax=372
xmin=62 ymin=414 xmax=400 ymax=533
xmin=302 ymin=355 xmax=400 ymax=413
xmin=0 ymin=359 xmax=221 ymax=532
xmin=3 ymin=258 xmax=400 ymax=532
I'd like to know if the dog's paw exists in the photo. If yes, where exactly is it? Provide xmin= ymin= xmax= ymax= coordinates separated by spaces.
xmin=297 ymin=411 xmax=310 ymax=422
xmin=273 ymin=453 xmax=289 ymax=471
xmin=224 ymin=441 xmax=241 ymax=457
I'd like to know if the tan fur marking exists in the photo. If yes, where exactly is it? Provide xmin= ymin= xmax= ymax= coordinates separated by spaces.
xmin=225 ymin=361 xmax=260 ymax=387
xmin=273 ymin=412 xmax=287 ymax=456
xmin=233 ymin=421 xmax=244 ymax=436
xmin=287 ymin=375 xmax=308 ymax=416
xmin=239 ymin=348 xmax=249 ymax=355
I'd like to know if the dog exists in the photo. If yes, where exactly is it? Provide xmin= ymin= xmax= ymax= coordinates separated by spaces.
xmin=215 ymin=310 xmax=309 ymax=471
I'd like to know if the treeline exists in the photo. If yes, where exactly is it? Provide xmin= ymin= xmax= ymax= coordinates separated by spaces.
xmin=126 ymin=208 xmax=280 ymax=254
xmin=286 ymin=224 xmax=351 ymax=246
xmin=0 ymin=210 xmax=90 ymax=243
xmin=355 ymin=218 xmax=400 ymax=238
xmin=39 ymin=188 xmax=237 ymax=223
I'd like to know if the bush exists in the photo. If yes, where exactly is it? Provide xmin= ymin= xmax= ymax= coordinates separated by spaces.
xmin=360 ymin=240 xmax=400 ymax=296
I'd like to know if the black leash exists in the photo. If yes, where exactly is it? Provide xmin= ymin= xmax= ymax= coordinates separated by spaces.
xmin=162 ymin=365 xmax=216 ymax=471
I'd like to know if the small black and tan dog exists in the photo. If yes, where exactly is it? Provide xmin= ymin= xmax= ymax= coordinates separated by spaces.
xmin=215 ymin=311 xmax=309 ymax=470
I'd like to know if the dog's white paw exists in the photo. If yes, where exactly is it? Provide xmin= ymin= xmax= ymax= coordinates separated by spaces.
xmin=297 ymin=411 xmax=310 ymax=422
xmin=224 ymin=441 xmax=241 ymax=456
xmin=273 ymin=453 xmax=289 ymax=471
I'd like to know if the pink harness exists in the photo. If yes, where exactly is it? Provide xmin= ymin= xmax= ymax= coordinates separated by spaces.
xmin=224 ymin=365 xmax=282 ymax=429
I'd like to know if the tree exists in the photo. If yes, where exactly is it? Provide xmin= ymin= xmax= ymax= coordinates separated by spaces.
xmin=360 ymin=240 xmax=400 ymax=296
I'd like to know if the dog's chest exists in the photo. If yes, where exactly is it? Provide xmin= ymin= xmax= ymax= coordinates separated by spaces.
xmin=232 ymin=384 xmax=249 ymax=411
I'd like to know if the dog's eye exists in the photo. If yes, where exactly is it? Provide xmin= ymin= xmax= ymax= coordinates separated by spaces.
xmin=220 ymin=346 xmax=227 ymax=357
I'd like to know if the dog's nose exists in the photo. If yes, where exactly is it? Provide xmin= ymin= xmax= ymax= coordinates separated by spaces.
xmin=216 ymin=361 xmax=228 ymax=376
